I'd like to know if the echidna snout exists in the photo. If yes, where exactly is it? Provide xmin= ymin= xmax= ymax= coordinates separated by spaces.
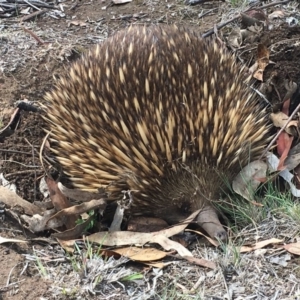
xmin=44 ymin=25 xmax=270 ymax=239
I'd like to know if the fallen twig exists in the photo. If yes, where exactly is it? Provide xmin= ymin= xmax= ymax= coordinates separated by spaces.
xmin=23 ymin=27 xmax=45 ymax=44
xmin=20 ymin=9 xmax=45 ymax=22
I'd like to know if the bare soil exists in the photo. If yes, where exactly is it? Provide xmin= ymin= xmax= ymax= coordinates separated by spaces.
xmin=1 ymin=0 xmax=300 ymax=299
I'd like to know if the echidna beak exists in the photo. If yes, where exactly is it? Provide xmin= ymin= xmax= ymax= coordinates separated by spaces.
xmin=196 ymin=206 xmax=227 ymax=241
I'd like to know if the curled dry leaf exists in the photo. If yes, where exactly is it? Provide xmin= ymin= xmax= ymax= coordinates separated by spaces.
xmin=284 ymin=143 xmax=300 ymax=171
xmin=267 ymin=152 xmax=300 ymax=197
xmin=0 ymin=173 xmax=16 ymax=192
xmin=0 ymin=106 xmax=22 ymax=142
xmin=284 ymin=80 xmax=298 ymax=102
xmin=253 ymin=69 xmax=264 ymax=81
xmin=278 ymin=169 xmax=300 ymax=197
xmin=257 ymin=45 xmax=270 ymax=70
xmin=109 ymin=204 xmax=125 ymax=232
xmin=227 ymin=28 xmax=242 ymax=48
xmin=22 ymin=209 xmax=65 ymax=232
xmin=0 ymin=186 xmax=42 ymax=216
xmin=52 ymin=215 xmax=95 ymax=240
xmin=250 ymin=44 xmax=270 ymax=81
xmin=47 ymin=178 xmax=71 ymax=211
xmin=46 ymin=178 xmax=76 ymax=230
xmin=47 ymin=198 xmax=106 ymax=226
xmin=232 ymin=160 xmax=268 ymax=201
xmin=268 ymin=10 xmax=286 ymax=20
xmin=270 ymin=112 xmax=298 ymax=135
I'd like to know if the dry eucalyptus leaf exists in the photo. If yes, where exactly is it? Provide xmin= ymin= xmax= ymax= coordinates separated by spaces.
xmin=183 ymin=256 xmax=216 ymax=269
xmin=86 ymin=210 xmax=201 ymax=257
xmin=68 ymin=20 xmax=88 ymax=27
xmin=47 ymin=178 xmax=76 ymax=230
xmin=0 ymin=173 xmax=16 ymax=193
xmin=0 ymin=186 xmax=42 ymax=216
xmin=48 ymin=198 xmax=106 ymax=223
xmin=240 ymin=238 xmax=283 ymax=253
xmin=269 ymin=253 xmax=291 ymax=267
xmin=128 ymin=217 xmax=168 ymax=232
xmin=39 ymin=177 xmax=49 ymax=198
xmin=0 ymin=236 xmax=27 ymax=244
xmin=278 ymin=169 xmax=300 ymax=197
xmin=270 ymin=112 xmax=297 ymax=135
xmin=113 ymin=246 xmax=168 ymax=261
xmin=284 ymin=143 xmax=300 ymax=171
xmin=271 ymin=112 xmax=289 ymax=127
xmin=22 ymin=209 xmax=65 ymax=232
xmin=109 ymin=204 xmax=125 ymax=232
xmin=232 ymin=160 xmax=268 ymax=201
xmin=86 ymin=231 xmax=193 ymax=257
xmin=268 ymin=10 xmax=286 ymax=20
xmin=186 ymin=229 xmax=219 ymax=247
xmin=56 ymin=239 xmax=78 ymax=253
xmin=52 ymin=215 xmax=94 ymax=240
xmin=283 ymin=242 xmax=300 ymax=255
xmin=58 ymin=182 xmax=105 ymax=202
xmin=250 ymin=44 xmax=270 ymax=81
xmin=267 ymin=152 xmax=300 ymax=196
xmin=257 ymin=44 xmax=270 ymax=70
xmin=253 ymin=68 xmax=263 ymax=81
xmin=227 ymin=28 xmax=242 ymax=48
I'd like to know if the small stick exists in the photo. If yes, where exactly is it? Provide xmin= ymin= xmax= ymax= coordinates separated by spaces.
xmin=23 ymin=0 xmax=41 ymax=11
xmin=20 ymin=10 xmax=45 ymax=22
xmin=4 ymin=170 xmax=43 ymax=178
xmin=0 ymin=149 xmax=31 ymax=155
xmin=23 ymin=27 xmax=45 ymax=45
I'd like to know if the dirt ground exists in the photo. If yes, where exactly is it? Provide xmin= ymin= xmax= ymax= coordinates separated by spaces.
xmin=1 ymin=0 xmax=300 ymax=299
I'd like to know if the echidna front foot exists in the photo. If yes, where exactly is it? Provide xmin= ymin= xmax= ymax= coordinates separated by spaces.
xmin=196 ymin=206 xmax=227 ymax=241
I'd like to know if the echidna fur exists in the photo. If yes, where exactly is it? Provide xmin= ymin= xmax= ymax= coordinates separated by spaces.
xmin=43 ymin=25 xmax=270 ymax=239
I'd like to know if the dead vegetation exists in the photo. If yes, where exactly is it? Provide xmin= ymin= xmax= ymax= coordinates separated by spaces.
xmin=1 ymin=0 xmax=300 ymax=299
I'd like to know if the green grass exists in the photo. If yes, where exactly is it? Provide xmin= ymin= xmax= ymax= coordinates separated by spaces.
xmin=220 ymin=178 xmax=300 ymax=232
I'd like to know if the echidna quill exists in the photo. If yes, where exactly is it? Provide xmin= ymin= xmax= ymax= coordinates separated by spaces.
xmin=44 ymin=25 xmax=270 ymax=240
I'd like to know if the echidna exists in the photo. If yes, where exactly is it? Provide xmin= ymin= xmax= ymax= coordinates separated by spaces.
xmin=44 ymin=25 xmax=269 ymax=240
